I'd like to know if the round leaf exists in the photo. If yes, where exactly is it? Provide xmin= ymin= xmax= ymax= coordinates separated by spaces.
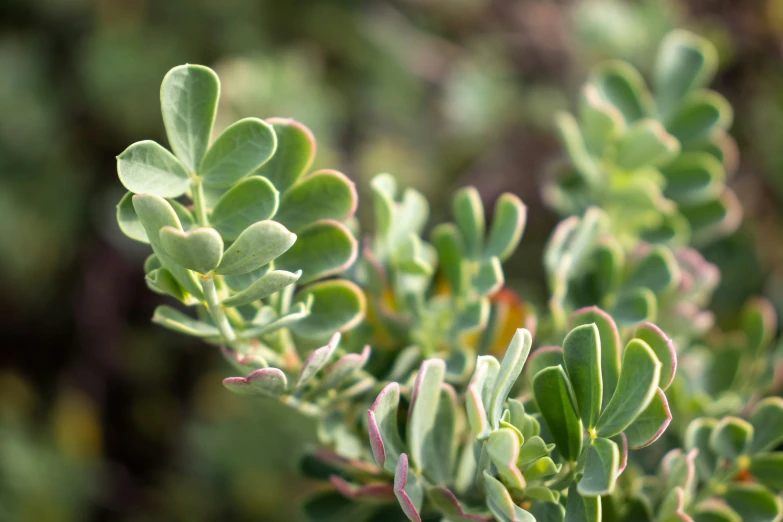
xmin=276 ymin=169 xmax=358 ymax=232
xmin=275 ymin=220 xmax=357 ymax=284
xmin=211 ymin=176 xmax=279 ymax=241
xmin=563 ymin=323 xmax=603 ymax=430
xmin=159 ymin=226 xmax=224 ymax=274
xmin=199 ymin=118 xmax=277 ymax=187
xmin=117 ymin=140 xmax=190 ymax=197
xmin=256 ymin=118 xmax=315 ymax=192
xmin=292 ymin=280 xmax=366 ymax=340
xmin=215 ymin=220 xmax=296 ymax=276
xmin=533 ymin=365 xmax=583 ymax=462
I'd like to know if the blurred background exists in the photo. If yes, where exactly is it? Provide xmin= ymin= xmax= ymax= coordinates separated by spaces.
xmin=2 ymin=0 xmax=783 ymax=520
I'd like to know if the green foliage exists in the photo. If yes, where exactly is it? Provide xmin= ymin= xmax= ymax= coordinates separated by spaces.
xmin=114 ymin=36 xmax=783 ymax=522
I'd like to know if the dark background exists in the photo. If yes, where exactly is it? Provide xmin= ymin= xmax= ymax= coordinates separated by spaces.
xmin=2 ymin=0 xmax=783 ymax=520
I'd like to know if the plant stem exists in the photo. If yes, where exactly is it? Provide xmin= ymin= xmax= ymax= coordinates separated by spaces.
xmin=202 ymin=276 xmax=236 ymax=344
xmin=191 ymin=176 xmax=209 ymax=226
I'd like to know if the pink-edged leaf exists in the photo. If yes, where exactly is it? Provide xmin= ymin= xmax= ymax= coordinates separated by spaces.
xmin=295 ymin=332 xmax=340 ymax=390
xmin=427 ymin=486 xmax=491 ymax=521
xmin=525 ymin=346 xmax=564 ymax=382
xmin=222 ymin=367 xmax=287 ymax=397
xmin=407 ymin=359 xmax=446 ymax=472
xmin=329 ymin=475 xmax=395 ymax=504
xmin=368 ymin=382 xmax=405 ymax=472
xmin=320 ymin=345 xmax=371 ymax=390
xmin=394 ymin=454 xmax=423 ymax=522
xmin=660 ymin=487 xmax=694 ymax=522
xmin=634 ymin=322 xmax=677 ymax=390
xmin=220 ymin=346 xmax=268 ymax=373
xmin=612 ymin=432 xmax=629 ymax=476
xmin=311 ymin=450 xmax=384 ymax=477
xmin=570 ymin=306 xmax=622 ymax=406
xmin=625 ymin=387 xmax=672 ymax=449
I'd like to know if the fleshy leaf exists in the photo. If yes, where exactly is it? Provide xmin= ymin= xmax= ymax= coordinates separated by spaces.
xmin=222 ymin=367 xmax=287 ymax=397
xmin=580 ymin=83 xmax=625 ymax=154
xmin=579 ymin=437 xmax=619 ymax=497
xmin=523 ymin=457 xmax=560 ymax=480
xmin=526 ymin=347 xmax=565 ymax=382
xmin=160 ymin=64 xmax=219 ymax=172
xmin=452 ymin=187 xmax=485 ymax=258
xmin=117 ymin=140 xmax=190 ymax=197
xmin=210 ymin=176 xmax=279 ymax=241
xmin=487 ymin=428 xmax=525 ymax=490
xmin=428 ymin=384 xmax=457 ymax=484
xmin=152 ymin=305 xmax=218 ymax=337
xmin=394 ymin=454 xmax=423 ymax=522
xmin=595 ymin=339 xmax=662 ymax=438
xmin=590 ymin=61 xmax=651 ymax=124
xmin=407 ymin=359 xmax=445 ymax=474
xmin=749 ymin=397 xmax=783 ymax=453
xmin=564 ymin=482 xmax=601 ymax=522
xmin=633 ymin=322 xmax=677 ymax=390
xmin=709 ymin=417 xmax=753 ymax=460
xmin=256 ymin=118 xmax=315 ymax=193
xmin=483 ymin=472 xmax=535 ymax=522
xmin=742 ymin=297 xmax=777 ymax=357
xmin=722 ymin=483 xmax=782 ymax=522
xmin=427 ymin=486 xmax=490 ymax=522
xmin=466 ymin=356 xmax=500 ymax=439
xmin=533 ymin=365 xmax=583 ymax=462
xmin=200 ymin=118 xmax=277 ymax=187
xmin=489 ymin=329 xmax=532 ymax=429
xmin=159 ymin=226 xmax=223 ymax=274
xmin=117 ymin=192 xmax=149 ymax=243
xmin=368 ymin=383 xmax=405 ymax=472
xmin=563 ymin=323 xmax=602 ymax=430
xmin=276 ymin=220 xmax=357 ymax=284
xmin=276 ymin=170 xmax=358 ymax=232
xmin=518 ymin=436 xmax=554 ymax=468
xmin=432 ymin=223 xmax=465 ymax=295
xmin=295 ymin=333 xmax=341 ymax=390
xmin=626 ymin=246 xmax=680 ymax=295
xmin=215 ymin=220 xmax=296 ymax=276
xmin=749 ymin=453 xmax=783 ymax=491
xmin=474 ymin=257 xmax=504 ymax=297
xmin=624 ymin=387 xmax=672 ymax=449
xmin=292 ymin=280 xmax=365 ymax=340
xmin=685 ymin=418 xmax=719 ymax=480
xmin=655 ymin=30 xmax=718 ymax=118
xmin=667 ymin=91 xmax=732 ymax=148
xmin=486 ymin=193 xmax=527 ymax=262
xmin=570 ymin=307 xmax=621 ymax=406
xmin=328 ymin=476 xmax=395 ymax=504
xmin=614 ymin=119 xmax=680 ymax=170
xmin=222 ymin=270 xmax=300 ymax=307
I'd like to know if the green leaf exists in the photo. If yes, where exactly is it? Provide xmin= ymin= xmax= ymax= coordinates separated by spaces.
xmin=579 ymin=83 xmax=625 ymax=155
xmin=276 ymin=169 xmax=358 ymax=232
xmin=222 ymin=269 xmax=300 ymax=307
xmin=529 ymin=501 xmax=565 ymax=522
xmin=159 ymin=226 xmax=223 ymax=274
xmin=145 ymin=268 xmax=186 ymax=302
xmin=579 ymin=437 xmax=619 ymax=497
xmin=624 ymin=387 xmax=672 ymax=449
xmin=368 ymin=383 xmax=405 ymax=473
xmin=215 ymin=220 xmax=296 ymax=276
xmin=749 ymin=453 xmax=783 ymax=490
xmin=596 ymin=339 xmax=662 ymax=438
xmin=570 ymin=307 xmax=621 ymax=407
xmin=692 ymin=504 xmax=742 ymax=522
xmin=222 ymin=367 xmax=287 ymax=397
xmin=489 ymin=329 xmax=532 ymax=429
xmin=132 ymin=194 xmax=202 ymax=298
xmin=466 ymin=356 xmax=499 ymax=439
xmin=563 ymin=323 xmax=602 ymax=430
xmin=429 ymin=385 xmax=458 ymax=484
xmin=749 ymin=397 xmax=783 ymax=453
xmin=295 ymin=332 xmax=340 ymax=389
xmin=666 ymin=91 xmax=733 ymax=148
xmin=276 ymin=220 xmax=357 ymax=284
xmin=328 ymin=476 xmax=395 ymax=504
xmin=223 ymin=265 xmax=270 ymax=292
xmin=210 ymin=176 xmax=279 ymax=241
xmin=452 ymin=187 xmax=485 ymax=258
xmin=655 ymin=30 xmax=718 ymax=118
xmin=526 ymin=347 xmax=564 ymax=383
xmin=487 ymin=428 xmax=525 ymax=490
xmin=518 ymin=436 xmax=554 ymax=468
xmin=238 ymin=299 xmax=312 ymax=339
xmin=160 ymin=64 xmax=219 ymax=172
xmin=292 ymin=280 xmax=366 ymax=340
xmin=457 ymin=300 xmax=490 ymax=334
xmin=432 ymin=223 xmax=465 ymax=295
xmin=555 ymin=112 xmax=600 ymax=185
xmin=318 ymin=346 xmax=371 ymax=392
xmin=486 ymin=193 xmax=527 ymax=262
xmin=524 ymin=457 xmax=560 ymax=480
xmin=626 ymin=246 xmax=680 ymax=294
xmin=611 ymin=287 xmax=657 ymax=325
xmin=709 ymin=416 xmax=753 ymax=460
xmin=742 ymin=297 xmax=777 ymax=357
xmin=633 ymin=322 xmax=677 ymax=390
xmin=532 ymin=366 xmax=583 ymax=462
xmin=256 ymin=118 xmax=315 ymax=193
xmin=722 ymin=483 xmax=782 ymax=522
xmin=661 ymin=152 xmax=724 ymax=204
xmin=427 ymin=486 xmax=490 ymax=522
xmin=685 ymin=418 xmax=718 ymax=480
xmin=200 ymin=118 xmax=277 ymax=187
xmin=483 ymin=472 xmax=535 ymax=522
xmin=152 ymin=305 xmax=218 ymax=337
xmin=117 ymin=140 xmax=190 ymax=197
xmin=590 ymin=61 xmax=652 ymax=124
xmin=407 ymin=359 xmax=445 ymax=474
xmin=474 ymin=257 xmax=504 ymax=297
xmin=117 ymin=192 xmax=149 ymax=243
xmin=394 ymin=454 xmax=423 ymax=522
xmin=564 ymin=482 xmax=601 ymax=522
xmin=614 ymin=119 xmax=680 ymax=170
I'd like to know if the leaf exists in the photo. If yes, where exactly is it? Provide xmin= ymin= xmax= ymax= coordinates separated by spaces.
xmin=466 ymin=356 xmax=499 ymax=439
xmin=590 ymin=61 xmax=652 ymax=123
xmin=742 ymin=297 xmax=777 ymax=357
xmin=222 ymin=367 xmax=287 ymax=397
xmin=661 ymin=152 xmax=724 ymax=204
xmin=160 ymin=64 xmax=219 ymax=172
xmin=749 ymin=397 xmax=783 ymax=453
xmin=256 ymin=118 xmax=315 ymax=193
xmin=709 ymin=417 xmax=753 ymax=460
xmin=518 ymin=436 xmax=554 ymax=468
xmin=483 ymin=472 xmax=535 ymax=522
xmin=452 ymin=187 xmax=485 ymax=258
xmin=152 ymin=305 xmax=218 ymax=337
xmin=427 ymin=486 xmax=490 ymax=522
xmin=532 ymin=366 xmax=583 ymax=462
xmin=563 ymin=323 xmax=603 ymax=430
xmin=595 ymin=339 xmax=662 ymax=438
xmin=749 ymin=453 xmax=783 ymax=490
xmin=613 ymin=432 xmax=629 ymax=474
xmin=722 ymin=483 xmax=782 ymax=522
xmin=524 ymin=457 xmax=560 ymax=480
xmin=407 ymin=359 xmax=445 ymax=474
xmin=215 ymin=220 xmax=296 ymax=275
xmin=238 ymin=300 xmax=313 ymax=339
xmin=667 ymin=91 xmax=733 ymax=148
xmin=293 ymin=280 xmax=366 ymax=340
xmin=276 ymin=169 xmax=358 ymax=232
xmin=555 ymin=112 xmax=600 ymax=184
xmin=624 ymin=387 xmax=672 ymax=449
xmin=117 ymin=140 xmax=190 ymax=197
xmin=487 ymin=428 xmax=525 ymax=490
xmin=295 ymin=332 xmax=341 ymax=389
xmin=526 ymin=347 xmax=565 ymax=383
xmin=428 ymin=385 xmax=457 ymax=484
xmin=633 ymin=323 xmax=677 ymax=391
xmin=432 ymin=223 xmax=465 ymax=295
xmin=117 ymin=192 xmax=149 ymax=243
xmin=394 ymin=454 xmax=423 ymax=522
xmin=328 ymin=476 xmax=395 ymax=504
xmin=685 ymin=418 xmax=719 ymax=480
xmin=580 ymin=83 xmax=625 ymax=155
xmin=489 ymin=329 xmax=532 ymax=429
xmin=692 ymin=503 xmax=742 ymax=522
xmin=529 ymin=501 xmax=565 ymax=522
xmin=319 ymin=346 xmax=371 ymax=391
xmin=486 ymin=193 xmax=527 ymax=262
xmin=611 ymin=287 xmax=657 ymax=325
xmin=626 ymin=246 xmax=680 ymax=294
xmin=578 ymin=437 xmax=619 ymax=496
xmin=474 ymin=257 xmax=504 ymax=297
xmin=570 ymin=307 xmax=621 ymax=407
xmin=199 ymin=118 xmax=277 ymax=187
xmin=680 ymin=190 xmax=742 ymax=245
xmin=146 ymin=268 xmax=186 ymax=302
xmin=276 ymin=220 xmax=357 ymax=284
xmin=457 ymin=300 xmax=490 ymax=334
xmin=159 ymin=226 xmax=223 ymax=274
xmin=210 ymin=176 xmax=279 ymax=240
xmin=222 ymin=269 xmax=300 ymax=307
xmin=614 ymin=119 xmax=680 ymax=170
xmin=564 ymin=482 xmax=601 ymax=522
xmin=655 ymin=30 xmax=718 ymax=118
xmin=368 ymin=383 xmax=405 ymax=472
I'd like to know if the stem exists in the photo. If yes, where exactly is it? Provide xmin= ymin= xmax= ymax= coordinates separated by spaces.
xmin=202 ymin=276 xmax=236 ymax=344
xmin=191 ymin=176 xmax=209 ymax=226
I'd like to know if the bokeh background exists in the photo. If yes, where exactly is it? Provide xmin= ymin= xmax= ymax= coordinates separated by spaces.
xmin=3 ymin=0 xmax=783 ymax=520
